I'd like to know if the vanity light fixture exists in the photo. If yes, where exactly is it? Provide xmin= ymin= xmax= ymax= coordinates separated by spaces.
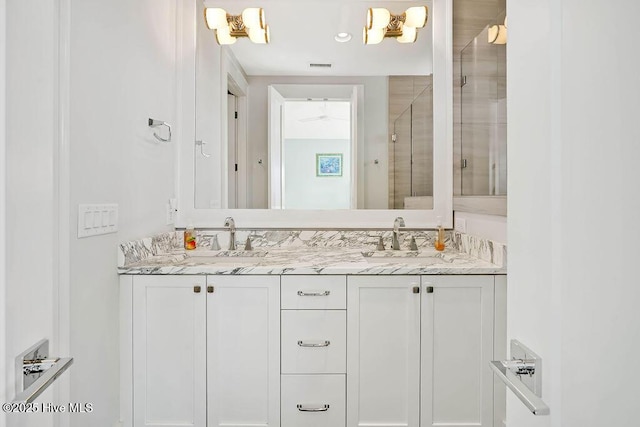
xmin=363 ymin=6 xmax=428 ymax=45
xmin=204 ymin=7 xmax=270 ymax=45
xmin=488 ymin=16 xmax=507 ymax=45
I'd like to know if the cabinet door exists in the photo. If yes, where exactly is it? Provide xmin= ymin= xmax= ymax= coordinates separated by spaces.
xmin=347 ymin=276 xmax=421 ymax=427
xmin=207 ymin=275 xmax=280 ymax=427
xmin=132 ymin=276 xmax=207 ymax=427
xmin=421 ymin=276 xmax=494 ymax=427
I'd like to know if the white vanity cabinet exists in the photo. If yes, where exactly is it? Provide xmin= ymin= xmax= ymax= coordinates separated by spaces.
xmin=121 ymin=275 xmax=280 ymax=427
xmin=347 ymin=275 xmax=505 ymax=427
xmin=122 ymin=273 xmax=505 ymax=427
xmin=346 ymin=276 xmax=422 ymax=427
xmin=281 ymin=275 xmax=347 ymax=427
xmin=206 ymin=275 xmax=281 ymax=427
xmin=127 ymin=275 xmax=207 ymax=427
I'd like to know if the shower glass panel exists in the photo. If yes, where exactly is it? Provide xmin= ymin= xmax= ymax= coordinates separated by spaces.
xmin=392 ymin=87 xmax=434 ymax=209
xmin=460 ymin=17 xmax=507 ymax=196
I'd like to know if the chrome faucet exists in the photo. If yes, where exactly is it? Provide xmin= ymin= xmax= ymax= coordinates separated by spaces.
xmin=392 ymin=217 xmax=405 ymax=250
xmin=224 ymin=217 xmax=236 ymax=250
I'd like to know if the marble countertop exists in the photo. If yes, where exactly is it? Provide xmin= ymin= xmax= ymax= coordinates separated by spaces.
xmin=117 ymin=246 xmax=506 ymax=276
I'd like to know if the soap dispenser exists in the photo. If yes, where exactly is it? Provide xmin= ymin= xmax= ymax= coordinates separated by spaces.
xmin=184 ymin=225 xmax=196 ymax=250
xmin=434 ymin=217 xmax=445 ymax=252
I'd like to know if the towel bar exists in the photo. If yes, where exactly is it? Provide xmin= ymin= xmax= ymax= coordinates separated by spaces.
xmin=490 ymin=340 xmax=549 ymax=416
xmin=13 ymin=339 xmax=74 ymax=404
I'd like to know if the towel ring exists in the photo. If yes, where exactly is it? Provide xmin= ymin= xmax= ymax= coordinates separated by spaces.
xmin=148 ymin=118 xmax=172 ymax=143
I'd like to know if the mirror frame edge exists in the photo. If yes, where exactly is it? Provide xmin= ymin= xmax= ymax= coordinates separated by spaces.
xmin=177 ymin=0 xmax=453 ymax=229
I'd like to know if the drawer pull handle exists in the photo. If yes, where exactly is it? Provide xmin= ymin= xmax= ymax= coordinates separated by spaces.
xmin=297 ymin=290 xmax=330 ymax=297
xmin=297 ymin=404 xmax=330 ymax=412
xmin=297 ymin=340 xmax=331 ymax=347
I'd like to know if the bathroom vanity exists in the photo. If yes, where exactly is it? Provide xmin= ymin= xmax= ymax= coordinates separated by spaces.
xmin=118 ymin=231 xmax=506 ymax=427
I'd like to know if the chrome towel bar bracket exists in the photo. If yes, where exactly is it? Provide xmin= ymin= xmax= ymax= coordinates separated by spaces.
xmin=490 ymin=340 xmax=549 ymax=416
xmin=14 ymin=339 xmax=74 ymax=404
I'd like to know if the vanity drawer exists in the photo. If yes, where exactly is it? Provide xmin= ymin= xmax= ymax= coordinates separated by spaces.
xmin=281 ymin=276 xmax=346 ymax=310
xmin=281 ymin=374 xmax=346 ymax=427
xmin=281 ymin=310 xmax=346 ymax=374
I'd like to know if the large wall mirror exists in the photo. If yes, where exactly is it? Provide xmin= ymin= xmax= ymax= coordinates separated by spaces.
xmin=178 ymin=0 xmax=453 ymax=228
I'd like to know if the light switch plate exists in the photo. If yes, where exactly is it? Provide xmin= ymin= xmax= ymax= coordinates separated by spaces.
xmin=78 ymin=204 xmax=118 ymax=238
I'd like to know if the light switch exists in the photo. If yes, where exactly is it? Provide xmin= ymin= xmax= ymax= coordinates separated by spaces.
xmin=78 ymin=204 xmax=118 ymax=238
xmin=84 ymin=211 xmax=93 ymax=229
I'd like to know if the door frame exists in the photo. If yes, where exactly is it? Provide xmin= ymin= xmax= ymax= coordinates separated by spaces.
xmin=1 ymin=0 xmax=7 ymax=415
xmin=54 ymin=0 xmax=72 ymax=424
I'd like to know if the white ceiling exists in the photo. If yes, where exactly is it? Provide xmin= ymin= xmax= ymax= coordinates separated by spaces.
xmin=204 ymin=0 xmax=433 ymax=76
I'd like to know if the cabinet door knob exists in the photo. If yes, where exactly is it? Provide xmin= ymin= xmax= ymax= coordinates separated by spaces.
xmin=207 ymin=286 xmax=214 ymax=293
xmin=426 ymin=286 xmax=434 ymax=293
xmin=193 ymin=286 xmax=201 ymax=293
xmin=412 ymin=286 xmax=420 ymax=294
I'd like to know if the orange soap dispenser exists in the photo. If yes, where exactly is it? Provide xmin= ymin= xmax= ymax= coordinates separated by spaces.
xmin=434 ymin=217 xmax=445 ymax=251
xmin=184 ymin=225 xmax=196 ymax=250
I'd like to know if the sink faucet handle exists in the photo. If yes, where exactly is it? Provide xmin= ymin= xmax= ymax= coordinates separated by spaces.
xmin=224 ymin=216 xmax=235 ymax=230
xmin=409 ymin=236 xmax=418 ymax=251
xmin=210 ymin=235 xmax=221 ymax=250
xmin=376 ymin=236 xmax=386 ymax=251
xmin=244 ymin=236 xmax=253 ymax=251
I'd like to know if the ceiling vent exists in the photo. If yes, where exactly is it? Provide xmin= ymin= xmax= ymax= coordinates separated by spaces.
xmin=309 ymin=63 xmax=332 ymax=68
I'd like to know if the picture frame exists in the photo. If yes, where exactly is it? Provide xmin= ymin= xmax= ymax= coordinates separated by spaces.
xmin=316 ymin=153 xmax=343 ymax=177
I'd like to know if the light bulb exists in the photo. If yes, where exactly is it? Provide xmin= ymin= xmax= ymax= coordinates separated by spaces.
xmin=363 ymin=27 xmax=384 ymax=45
xmin=204 ymin=8 xmax=228 ymax=30
xmin=242 ymin=7 xmax=265 ymax=29
xmin=404 ymin=6 xmax=428 ymax=28
xmin=488 ymin=24 xmax=507 ymax=44
xmin=367 ymin=8 xmax=391 ymax=30
xmin=215 ymin=25 xmax=236 ymax=45
xmin=397 ymin=26 xmax=417 ymax=43
xmin=248 ymin=25 xmax=269 ymax=44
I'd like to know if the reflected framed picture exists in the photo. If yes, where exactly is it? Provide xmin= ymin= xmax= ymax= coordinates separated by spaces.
xmin=316 ymin=153 xmax=343 ymax=177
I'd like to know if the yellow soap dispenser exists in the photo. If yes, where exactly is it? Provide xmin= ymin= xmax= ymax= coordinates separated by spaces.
xmin=434 ymin=217 xmax=445 ymax=251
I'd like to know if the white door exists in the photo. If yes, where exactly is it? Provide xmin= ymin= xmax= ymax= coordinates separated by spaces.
xmin=206 ymin=275 xmax=280 ymax=427
xmin=421 ymin=276 xmax=494 ymax=427
xmin=267 ymin=86 xmax=285 ymax=208
xmin=228 ymin=93 xmax=238 ymax=208
xmin=347 ymin=276 xmax=421 ymax=427
xmin=132 ymin=276 xmax=207 ymax=427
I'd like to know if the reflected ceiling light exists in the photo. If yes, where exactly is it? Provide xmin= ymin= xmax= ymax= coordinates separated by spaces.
xmin=488 ymin=16 xmax=508 ymax=45
xmin=335 ymin=32 xmax=352 ymax=43
xmin=204 ymin=7 xmax=270 ymax=45
xmin=363 ymin=6 xmax=428 ymax=45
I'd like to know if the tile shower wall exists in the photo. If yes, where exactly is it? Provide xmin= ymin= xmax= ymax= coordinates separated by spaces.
xmin=454 ymin=22 xmax=507 ymax=196
xmin=388 ymin=76 xmax=434 ymax=209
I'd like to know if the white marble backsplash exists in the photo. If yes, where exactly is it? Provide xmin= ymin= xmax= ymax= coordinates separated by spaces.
xmin=451 ymin=231 xmax=507 ymax=268
xmin=117 ymin=231 xmax=183 ymax=268
xmin=119 ymin=229 xmax=505 ymax=269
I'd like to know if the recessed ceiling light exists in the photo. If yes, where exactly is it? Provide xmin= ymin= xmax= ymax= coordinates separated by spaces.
xmin=334 ymin=32 xmax=352 ymax=43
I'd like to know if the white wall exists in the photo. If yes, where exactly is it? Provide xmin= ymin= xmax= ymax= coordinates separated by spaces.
xmin=454 ymin=211 xmax=506 ymax=244
xmin=5 ymin=1 xmax=58 ymax=426
xmin=284 ymin=139 xmax=351 ymax=209
xmin=247 ymin=76 xmax=388 ymax=209
xmin=194 ymin=0 xmax=223 ymax=209
xmin=507 ymin=0 xmax=640 ymax=426
xmin=67 ymin=0 xmax=177 ymax=426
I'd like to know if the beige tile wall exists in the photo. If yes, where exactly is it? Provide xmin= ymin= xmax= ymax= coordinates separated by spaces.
xmin=453 ymin=0 xmax=506 ymax=196
xmin=388 ymin=76 xmax=434 ymax=209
